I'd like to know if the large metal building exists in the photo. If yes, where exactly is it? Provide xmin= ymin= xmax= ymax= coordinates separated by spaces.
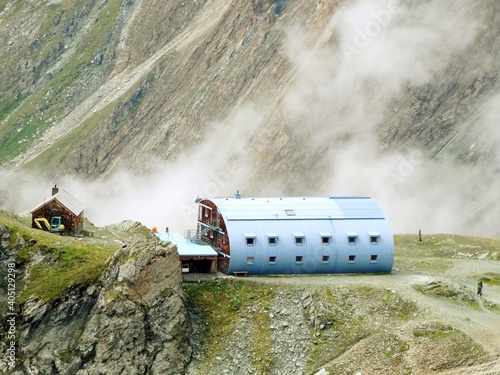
xmin=196 ymin=195 xmax=394 ymax=275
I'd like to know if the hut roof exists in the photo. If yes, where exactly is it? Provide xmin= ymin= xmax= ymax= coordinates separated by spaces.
xmin=156 ymin=232 xmax=218 ymax=257
xmin=31 ymin=189 xmax=85 ymax=216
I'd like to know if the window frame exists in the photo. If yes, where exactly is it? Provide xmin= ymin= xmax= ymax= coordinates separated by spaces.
xmin=294 ymin=232 xmax=305 ymax=246
xmin=369 ymin=232 xmax=380 ymax=244
xmin=347 ymin=232 xmax=358 ymax=245
xmin=245 ymin=233 xmax=256 ymax=246
xmin=267 ymin=233 xmax=278 ymax=246
xmin=320 ymin=232 xmax=332 ymax=245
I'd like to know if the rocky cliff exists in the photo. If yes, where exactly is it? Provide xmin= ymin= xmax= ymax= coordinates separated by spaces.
xmin=0 ymin=216 xmax=191 ymax=374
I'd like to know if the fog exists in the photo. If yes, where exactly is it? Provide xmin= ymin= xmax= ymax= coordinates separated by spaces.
xmin=0 ymin=105 xmax=262 ymax=232
xmin=276 ymin=0 xmax=499 ymax=237
xmin=0 ymin=0 xmax=498 ymax=237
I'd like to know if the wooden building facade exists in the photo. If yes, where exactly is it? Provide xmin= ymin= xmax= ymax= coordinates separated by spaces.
xmin=31 ymin=185 xmax=85 ymax=235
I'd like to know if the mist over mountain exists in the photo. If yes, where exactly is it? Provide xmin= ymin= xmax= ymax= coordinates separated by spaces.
xmin=0 ymin=0 xmax=498 ymax=236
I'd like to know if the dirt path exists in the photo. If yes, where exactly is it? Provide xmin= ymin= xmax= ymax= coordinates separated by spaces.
xmin=244 ymin=258 xmax=500 ymax=374
xmin=12 ymin=0 xmax=231 ymax=168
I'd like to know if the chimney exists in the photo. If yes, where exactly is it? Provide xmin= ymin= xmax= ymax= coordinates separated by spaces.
xmin=52 ymin=185 xmax=59 ymax=196
xmin=235 ymin=190 xmax=241 ymax=199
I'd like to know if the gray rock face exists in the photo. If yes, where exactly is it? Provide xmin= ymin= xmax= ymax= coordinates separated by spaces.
xmin=0 ymin=228 xmax=191 ymax=375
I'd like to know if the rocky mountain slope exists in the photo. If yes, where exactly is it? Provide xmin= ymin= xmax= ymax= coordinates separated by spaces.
xmin=0 ymin=213 xmax=191 ymax=374
xmin=1 ymin=210 xmax=499 ymax=374
xmin=0 ymin=0 xmax=499 ymax=236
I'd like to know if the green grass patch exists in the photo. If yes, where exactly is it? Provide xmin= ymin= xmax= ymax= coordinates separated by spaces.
xmin=22 ymin=95 xmax=123 ymax=172
xmin=22 ymin=73 xmax=147 ymax=173
xmin=251 ymin=287 xmax=275 ymax=374
xmin=0 ymin=0 xmax=8 ymax=13
xmin=322 ymin=333 xmax=412 ymax=375
xmin=0 ymin=94 xmax=26 ymax=122
xmin=0 ymin=211 xmax=117 ymax=303
xmin=305 ymin=285 xmax=418 ymax=372
xmin=394 ymin=234 xmax=500 ymax=260
xmin=161 ymin=287 xmax=173 ymax=298
xmin=20 ymin=241 xmax=115 ymax=303
xmin=413 ymin=322 xmax=487 ymax=370
xmin=479 ymin=273 xmax=500 ymax=285
xmin=184 ymin=280 xmax=276 ymax=374
xmin=414 ymin=322 xmax=454 ymax=338
xmin=412 ymin=281 xmax=479 ymax=310
xmin=397 ymin=257 xmax=452 ymax=273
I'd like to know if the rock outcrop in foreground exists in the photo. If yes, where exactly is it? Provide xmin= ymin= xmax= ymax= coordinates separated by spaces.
xmin=0 ymin=220 xmax=191 ymax=375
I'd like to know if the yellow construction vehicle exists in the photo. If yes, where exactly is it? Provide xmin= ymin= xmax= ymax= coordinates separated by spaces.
xmin=34 ymin=217 xmax=65 ymax=233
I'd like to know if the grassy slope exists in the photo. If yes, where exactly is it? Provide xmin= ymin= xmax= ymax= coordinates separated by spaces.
xmin=0 ymin=211 xmax=117 ymax=303
xmin=0 ymin=0 xmax=123 ymax=164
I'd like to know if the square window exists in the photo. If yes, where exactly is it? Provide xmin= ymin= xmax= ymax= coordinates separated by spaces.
xmin=322 ymin=255 xmax=329 ymax=262
xmin=269 ymin=237 xmax=277 ymax=245
xmin=371 ymin=255 xmax=378 ymax=262
xmin=322 ymin=237 xmax=330 ymax=245
xmin=370 ymin=236 xmax=378 ymax=244
xmin=296 ymin=256 xmax=303 ymax=263
xmin=348 ymin=255 xmax=356 ymax=262
xmin=247 ymin=257 xmax=254 ymax=265
xmin=269 ymin=256 xmax=276 ymax=264
xmin=294 ymin=232 xmax=305 ymax=245
xmin=246 ymin=238 xmax=254 ymax=246
xmin=347 ymin=232 xmax=358 ymax=244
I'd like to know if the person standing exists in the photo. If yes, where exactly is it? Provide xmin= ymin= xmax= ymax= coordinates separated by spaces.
xmin=477 ymin=281 xmax=483 ymax=296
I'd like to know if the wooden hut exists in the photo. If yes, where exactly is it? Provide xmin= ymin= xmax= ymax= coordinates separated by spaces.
xmin=31 ymin=185 xmax=85 ymax=235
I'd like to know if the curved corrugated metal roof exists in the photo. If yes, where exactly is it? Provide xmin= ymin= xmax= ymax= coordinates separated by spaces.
xmin=205 ymin=196 xmax=394 ymax=275
xmin=210 ymin=196 xmax=385 ymax=220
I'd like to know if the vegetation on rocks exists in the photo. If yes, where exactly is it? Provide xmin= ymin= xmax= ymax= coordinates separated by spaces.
xmin=0 ymin=211 xmax=499 ymax=374
xmin=413 ymin=322 xmax=487 ymax=371
xmin=0 ymin=211 xmax=191 ymax=374
xmin=0 ymin=0 xmax=127 ymax=164
xmin=184 ymin=234 xmax=500 ymax=375
xmin=0 ymin=212 xmax=116 ymax=303
xmin=184 ymin=280 xmax=277 ymax=374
